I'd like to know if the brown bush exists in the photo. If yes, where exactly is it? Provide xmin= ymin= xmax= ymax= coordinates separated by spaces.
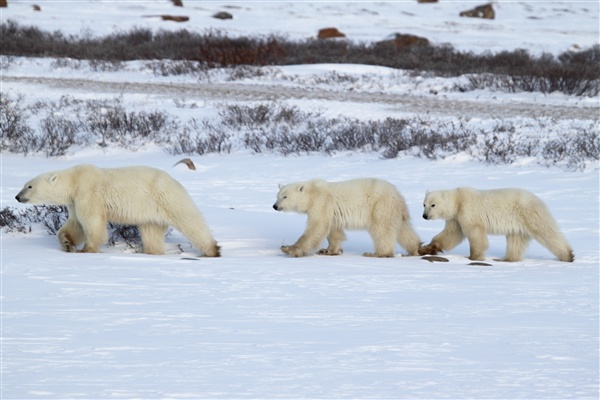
xmin=1 ymin=21 xmax=598 ymax=96
xmin=198 ymin=33 xmax=286 ymax=67
xmin=377 ymin=33 xmax=430 ymax=49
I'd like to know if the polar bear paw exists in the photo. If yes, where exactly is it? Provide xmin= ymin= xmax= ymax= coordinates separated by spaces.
xmin=281 ymin=245 xmax=307 ymax=257
xmin=418 ymin=242 xmax=443 ymax=256
xmin=317 ymin=248 xmax=343 ymax=256
xmin=58 ymin=232 xmax=77 ymax=253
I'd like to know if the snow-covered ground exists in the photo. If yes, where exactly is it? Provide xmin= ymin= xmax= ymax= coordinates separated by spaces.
xmin=1 ymin=1 xmax=599 ymax=399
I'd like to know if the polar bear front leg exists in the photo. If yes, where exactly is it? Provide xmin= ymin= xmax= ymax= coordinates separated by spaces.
xmin=57 ymin=223 xmax=83 ymax=253
xmin=317 ymin=228 xmax=346 ymax=256
xmin=58 ymin=230 xmax=77 ymax=252
xmin=57 ymin=206 xmax=85 ymax=252
xmin=76 ymin=206 xmax=108 ymax=253
xmin=282 ymin=217 xmax=331 ymax=257
xmin=465 ymin=224 xmax=488 ymax=261
xmin=419 ymin=219 xmax=465 ymax=256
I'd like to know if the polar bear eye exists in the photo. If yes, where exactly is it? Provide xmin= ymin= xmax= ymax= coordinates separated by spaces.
xmin=28 ymin=185 xmax=33 ymax=189
xmin=431 ymin=204 xmax=435 ymax=208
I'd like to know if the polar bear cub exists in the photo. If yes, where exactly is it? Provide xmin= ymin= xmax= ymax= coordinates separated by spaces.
xmin=419 ymin=187 xmax=574 ymax=262
xmin=273 ymin=178 xmax=421 ymax=257
xmin=15 ymin=164 xmax=220 ymax=257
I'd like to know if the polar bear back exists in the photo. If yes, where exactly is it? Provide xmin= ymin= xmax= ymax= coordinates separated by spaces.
xmin=440 ymin=187 xmax=555 ymax=235
xmin=59 ymin=164 xmax=195 ymax=226
xmin=312 ymin=178 xmax=408 ymax=230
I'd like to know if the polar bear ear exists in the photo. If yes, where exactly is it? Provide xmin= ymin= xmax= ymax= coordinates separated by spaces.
xmin=48 ymin=174 xmax=59 ymax=186
xmin=278 ymin=183 xmax=284 ymax=189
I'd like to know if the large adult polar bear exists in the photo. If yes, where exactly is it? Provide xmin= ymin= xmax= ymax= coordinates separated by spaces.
xmin=272 ymin=178 xmax=421 ymax=257
xmin=15 ymin=164 xmax=220 ymax=257
xmin=419 ymin=187 xmax=574 ymax=262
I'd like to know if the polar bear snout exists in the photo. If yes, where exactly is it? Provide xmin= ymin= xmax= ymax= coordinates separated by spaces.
xmin=273 ymin=203 xmax=281 ymax=211
xmin=422 ymin=213 xmax=429 ymax=220
xmin=15 ymin=191 xmax=29 ymax=203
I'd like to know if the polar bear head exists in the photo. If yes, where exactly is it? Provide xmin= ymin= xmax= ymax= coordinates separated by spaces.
xmin=273 ymin=181 xmax=311 ymax=213
xmin=15 ymin=171 xmax=64 ymax=205
xmin=422 ymin=189 xmax=454 ymax=220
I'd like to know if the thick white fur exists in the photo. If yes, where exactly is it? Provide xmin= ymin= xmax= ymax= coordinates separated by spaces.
xmin=421 ymin=187 xmax=574 ymax=262
xmin=273 ymin=178 xmax=421 ymax=257
xmin=15 ymin=164 xmax=219 ymax=256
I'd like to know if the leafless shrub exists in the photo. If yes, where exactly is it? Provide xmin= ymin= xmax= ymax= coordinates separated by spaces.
xmin=0 ymin=93 xmax=39 ymax=154
xmin=2 ymin=95 xmax=598 ymax=170
xmin=0 ymin=55 xmax=16 ymax=70
xmin=460 ymin=47 xmax=600 ymax=96
xmin=479 ymin=131 xmax=521 ymax=164
xmin=166 ymin=118 xmax=232 ymax=156
xmin=0 ymin=207 xmax=30 ymax=233
xmin=37 ymin=205 xmax=69 ymax=235
xmin=83 ymin=99 xmax=176 ymax=147
xmin=145 ymin=59 xmax=209 ymax=77
xmin=88 ymin=58 xmax=126 ymax=72
xmin=38 ymin=114 xmax=83 ymax=157
xmin=0 ymin=205 xmax=67 ymax=235
xmin=50 ymin=57 xmax=83 ymax=70
xmin=312 ymin=71 xmax=359 ymax=85
xmin=542 ymin=125 xmax=600 ymax=171
xmin=2 ymin=94 xmax=182 ymax=156
xmin=163 ymin=102 xmax=599 ymax=170
xmin=108 ymin=223 xmax=142 ymax=251
xmin=225 ymin=65 xmax=271 ymax=81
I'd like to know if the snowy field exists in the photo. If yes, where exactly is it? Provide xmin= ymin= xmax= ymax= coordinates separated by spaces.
xmin=1 ymin=1 xmax=599 ymax=399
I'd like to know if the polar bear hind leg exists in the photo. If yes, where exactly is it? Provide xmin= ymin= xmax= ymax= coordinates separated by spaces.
xmin=171 ymin=215 xmax=220 ymax=257
xmin=318 ymin=228 xmax=346 ymax=255
xmin=139 ymin=223 xmax=168 ymax=255
xmin=364 ymin=219 xmax=396 ymax=258
xmin=397 ymin=219 xmax=421 ymax=256
xmin=522 ymin=207 xmax=574 ymax=262
xmin=527 ymin=223 xmax=574 ymax=262
xmin=498 ymin=233 xmax=531 ymax=262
